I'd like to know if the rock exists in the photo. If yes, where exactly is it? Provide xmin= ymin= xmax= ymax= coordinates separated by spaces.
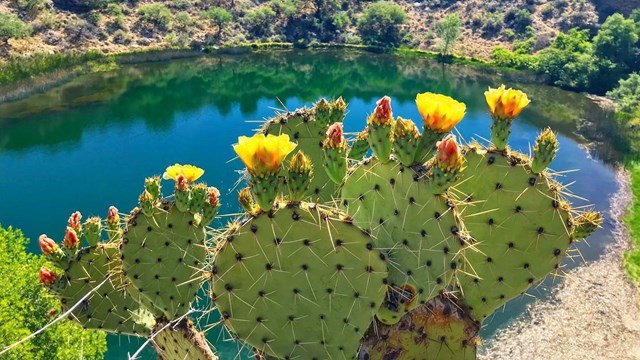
xmin=44 ymin=30 xmax=62 ymax=45
xmin=137 ymin=38 xmax=151 ymax=46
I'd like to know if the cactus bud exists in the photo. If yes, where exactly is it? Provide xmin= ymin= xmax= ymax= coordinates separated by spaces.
xmin=39 ymin=234 xmax=59 ymax=255
xmin=67 ymin=211 xmax=82 ymax=235
xmin=189 ymin=183 xmax=209 ymax=213
xmin=139 ymin=190 xmax=155 ymax=216
xmin=430 ymin=135 xmax=465 ymax=194
xmin=288 ymin=151 xmax=313 ymax=201
xmin=393 ymin=117 xmax=421 ymax=166
xmin=572 ymin=211 xmax=602 ymax=240
xmin=367 ymin=96 xmax=395 ymax=163
xmin=323 ymin=123 xmax=348 ymax=184
xmin=106 ymin=206 xmax=121 ymax=241
xmin=201 ymin=186 xmax=222 ymax=226
xmin=84 ymin=217 xmax=102 ymax=246
xmin=63 ymin=227 xmax=79 ymax=249
xmin=144 ymin=176 xmax=162 ymax=200
xmin=174 ymin=175 xmax=190 ymax=212
xmin=39 ymin=267 xmax=57 ymax=286
xmin=531 ymin=127 xmax=559 ymax=174
xmin=315 ymin=98 xmax=331 ymax=127
xmin=349 ymin=128 xmax=370 ymax=161
xmin=329 ymin=97 xmax=347 ymax=124
xmin=238 ymin=187 xmax=255 ymax=214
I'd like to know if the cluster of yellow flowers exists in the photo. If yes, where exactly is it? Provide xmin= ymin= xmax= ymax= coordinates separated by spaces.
xmin=224 ymin=85 xmax=530 ymax=177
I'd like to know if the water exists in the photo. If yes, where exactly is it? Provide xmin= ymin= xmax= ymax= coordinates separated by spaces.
xmin=0 ymin=50 xmax=622 ymax=359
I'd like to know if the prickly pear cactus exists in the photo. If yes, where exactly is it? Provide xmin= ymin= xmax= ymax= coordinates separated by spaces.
xmin=152 ymin=318 xmax=217 ymax=360
xmin=212 ymin=202 xmax=388 ymax=359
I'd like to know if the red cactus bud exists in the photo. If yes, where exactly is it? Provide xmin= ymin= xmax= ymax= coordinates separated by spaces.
xmin=107 ymin=206 xmax=119 ymax=223
xmin=175 ymin=174 xmax=188 ymax=191
xmin=39 ymin=267 xmax=57 ymax=286
xmin=436 ymin=134 xmax=462 ymax=169
xmin=67 ymin=211 xmax=82 ymax=232
xmin=375 ymin=96 xmax=392 ymax=120
xmin=208 ymin=187 xmax=221 ymax=207
xmin=39 ymin=234 xmax=59 ymax=255
xmin=325 ymin=122 xmax=344 ymax=148
xmin=63 ymin=227 xmax=79 ymax=248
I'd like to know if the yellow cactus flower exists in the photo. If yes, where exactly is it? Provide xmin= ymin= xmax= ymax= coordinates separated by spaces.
xmin=415 ymin=93 xmax=466 ymax=132
xmin=233 ymin=133 xmax=297 ymax=177
xmin=163 ymin=164 xmax=205 ymax=183
xmin=484 ymin=84 xmax=530 ymax=120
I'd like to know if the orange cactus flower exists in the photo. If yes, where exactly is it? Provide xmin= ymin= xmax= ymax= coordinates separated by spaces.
xmin=39 ymin=234 xmax=59 ymax=255
xmin=67 ymin=211 xmax=82 ymax=233
xmin=415 ymin=93 xmax=466 ymax=132
xmin=368 ymin=96 xmax=394 ymax=126
xmin=484 ymin=84 xmax=530 ymax=120
xmin=233 ymin=134 xmax=297 ymax=177
xmin=163 ymin=164 xmax=204 ymax=183
xmin=63 ymin=227 xmax=79 ymax=248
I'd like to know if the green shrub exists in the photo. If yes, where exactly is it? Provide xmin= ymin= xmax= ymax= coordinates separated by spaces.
xmin=201 ymin=7 xmax=232 ymax=37
xmin=106 ymin=3 xmax=123 ymax=17
xmin=593 ymin=13 xmax=639 ymax=70
xmin=245 ymin=5 xmax=276 ymax=37
xmin=541 ymin=4 xmax=554 ymax=19
xmin=491 ymin=46 xmax=536 ymax=69
xmin=15 ymin=0 xmax=49 ymax=16
xmin=34 ymin=10 xmax=59 ymax=31
xmin=608 ymin=73 xmax=640 ymax=115
xmin=357 ymin=1 xmax=407 ymax=48
xmin=86 ymin=10 xmax=101 ymax=25
xmin=170 ymin=0 xmax=190 ymax=10
xmin=0 ymin=226 xmax=107 ymax=360
xmin=174 ymin=11 xmax=196 ymax=29
xmin=512 ymin=9 xmax=532 ymax=33
xmin=0 ymin=12 xmax=33 ymax=43
xmin=332 ymin=11 xmax=350 ymax=31
xmin=435 ymin=13 xmax=461 ymax=56
xmin=138 ymin=4 xmax=172 ymax=30
xmin=0 ymin=51 xmax=104 ymax=85
xmin=503 ymin=28 xmax=515 ymax=40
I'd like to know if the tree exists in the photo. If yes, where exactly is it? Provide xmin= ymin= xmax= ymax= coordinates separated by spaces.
xmin=245 ymin=5 xmax=277 ymax=37
xmin=435 ymin=14 xmax=461 ymax=56
xmin=357 ymin=1 xmax=407 ymax=48
xmin=607 ymin=73 xmax=640 ymax=115
xmin=0 ymin=226 xmax=106 ymax=359
xmin=593 ymin=13 xmax=639 ymax=71
xmin=0 ymin=13 xmax=33 ymax=45
xmin=202 ymin=7 xmax=233 ymax=38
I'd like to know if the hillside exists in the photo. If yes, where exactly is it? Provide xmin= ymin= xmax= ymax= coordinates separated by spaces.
xmin=0 ymin=0 xmax=611 ymax=62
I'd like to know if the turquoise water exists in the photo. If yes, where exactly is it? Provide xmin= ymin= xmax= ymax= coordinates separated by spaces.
xmin=0 ymin=50 xmax=621 ymax=359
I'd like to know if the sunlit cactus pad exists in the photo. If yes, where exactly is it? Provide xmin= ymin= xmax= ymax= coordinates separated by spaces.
xmin=261 ymin=107 xmax=338 ymax=202
xmin=342 ymin=158 xmax=467 ymax=318
xmin=55 ymin=243 xmax=152 ymax=336
xmin=212 ymin=202 xmax=388 ymax=359
xmin=454 ymin=146 xmax=575 ymax=320
xmin=122 ymin=203 xmax=208 ymax=320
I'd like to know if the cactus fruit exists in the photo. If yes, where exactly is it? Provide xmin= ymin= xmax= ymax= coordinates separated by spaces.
xmin=43 ymin=242 xmax=152 ymax=336
xmin=348 ymin=129 xmax=370 ymax=161
xmin=359 ymin=296 xmax=478 ymax=360
xmin=84 ymin=217 xmax=102 ymax=246
xmin=152 ymin=319 xmax=217 ymax=360
xmin=323 ymin=122 xmax=348 ymax=184
xmin=212 ymin=202 xmax=388 ymax=359
xmin=367 ymin=96 xmax=395 ymax=163
xmin=531 ymin=127 xmax=559 ymax=174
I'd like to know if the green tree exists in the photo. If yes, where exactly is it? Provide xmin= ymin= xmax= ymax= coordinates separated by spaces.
xmin=593 ymin=13 xmax=639 ymax=70
xmin=0 ymin=226 xmax=107 ymax=359
xmin=608 ymin=73 xmax=640 ymax=115
xmin=245 ymin=5 xmax=276 ymax=37
xmin=138 ymin=4 xmax=173 ymax=30
xmin=0 ymin=12 xmax=33 ymax=44
xmin=202 ymin=7 xmax=233 ymax=37
xmin=357 ymin=1 xmax=407 ymax=48
xmin=435 ymin=14 xmax=461 ymax=56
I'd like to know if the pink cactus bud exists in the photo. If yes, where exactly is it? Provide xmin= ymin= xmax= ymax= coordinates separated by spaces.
xmin=375 ymin=96 xmax=392 ymax=119
xmin=208 ymin=187 xmax=221 ymax=207
xmin=436 ymin=134 xmax=462 ymax=169
xmin=107 ymin=206 xmax=119 ymax=224
xmin=63 ymin=227 xmax=79 ymax=248
xmin=325 ymin=122 xmax=344 ymax=148
xmin=67 ymin=211 xmax=82 ymax=232
xmin=39 ymin=267 xmax=57 ymax=286
xmin=175 ymin=174 xmax=188 ymax=191
xmin=39 ymin=234 xmax=59 ymax=255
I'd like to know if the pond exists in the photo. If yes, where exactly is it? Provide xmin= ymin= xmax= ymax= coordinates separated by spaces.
xmin=0 ymin=50 xmax=622 ymax=359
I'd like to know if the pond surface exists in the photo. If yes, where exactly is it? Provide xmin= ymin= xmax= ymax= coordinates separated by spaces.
xmin=0 ymin=50 xmax=622 ymax=359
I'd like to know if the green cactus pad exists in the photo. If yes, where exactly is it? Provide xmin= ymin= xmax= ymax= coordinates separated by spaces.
xmin=212 ymin=202 xmax=388 ymax=359
xmin=261 ymin=109 xmax=338 ymax=202
xmin=360 ymin=296 xmax=478 ymax=360
xmin=122 ymin=203 xmax=209 ymax=320
xmin=152 ymin=318 xmax=217 ymax=360
xmin=341 ymin=158 xmax=467 ymax=320
xmin=454 ymin=146 xmax=576 ymax=321
xmin=55 ymin=243 xmax=152 ymax=336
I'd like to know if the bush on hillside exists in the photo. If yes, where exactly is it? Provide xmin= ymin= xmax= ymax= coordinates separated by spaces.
xmin=0 ymin=12 xmax=33 ymax=43
xmin=357 ymin=1 xmax=407 ymax=48
xmin=138 ymin=4 xmax=172 ymax=30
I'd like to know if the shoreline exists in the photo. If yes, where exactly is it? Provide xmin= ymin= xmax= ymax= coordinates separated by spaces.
xmin=480 ymin=167 xmax=640 ymax=360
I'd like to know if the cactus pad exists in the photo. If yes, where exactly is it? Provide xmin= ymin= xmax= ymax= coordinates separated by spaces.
xmin=152 ymin=318 xmax=217 ymax=360
xmin=121 ymin=203 xmax=208 ymax=320
xmin=54 ymin=243 xmax=152 ymax=336
xmin=212 ymin=202 xmax=388 ymax=359
xmin=454 ymin=146 xmax=575 ymax=321
xmin=342 ymin=158 xmax=467 ymax=322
